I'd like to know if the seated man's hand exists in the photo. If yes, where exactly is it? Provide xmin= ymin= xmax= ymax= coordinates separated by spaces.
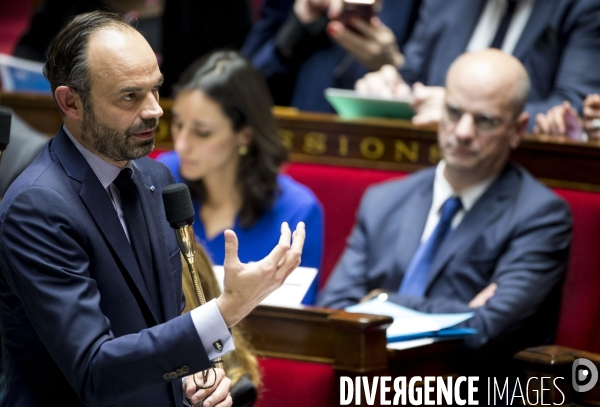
xmin=534 ymin=101 xmax=583 ymax=138
xmin=355 ymin=64 xmax=411 ymax=98
xmin=583 ymin=94 xmax=600 ymax=140
xmin=183 ymin=368 xmax=231 ymax=407
xmin=216 ymin=222 xmax=306 ymax=327
xmin=327 ymin=17 xmax=403 ymax=71
xmin=468 ymin=283 xmax=497 ymax=309
xmin=411 ymin=82 xmax=445 ymax=126
xmin=360 ymin=288 xmax=389 ymax=303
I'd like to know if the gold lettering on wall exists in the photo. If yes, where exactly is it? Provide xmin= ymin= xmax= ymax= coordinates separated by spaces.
xmin=360 ymin=137 xmax=385 ymax=160
xmin=156 ymin=119 xmax=170 ymax=142
xmin=279 ymin=129 xmax=294 ymax=149
xmin=303 ymin=132 xmax=327 ymax=155
xmin=338 ymin=135 xmax=349 ymax=157
xmin=429 ymin=144 xmax=441 ymax=163
xmin=394 ymin=141 xmax=419 ymax=162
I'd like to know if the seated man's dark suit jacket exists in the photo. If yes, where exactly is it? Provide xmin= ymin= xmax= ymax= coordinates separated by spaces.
xmin=400 ymin=0 xmax=600 ymax=129
xmin=319 ymin=164 xmax=572 ymax=366
xmin=0 ymin=128 xmax=212 ymax=406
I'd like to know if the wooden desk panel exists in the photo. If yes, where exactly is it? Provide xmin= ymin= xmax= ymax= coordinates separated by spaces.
xmin=245 ymin=305 xmax=392 ymax=372
xmin=3 ymin=92 xmax=600 ymax=191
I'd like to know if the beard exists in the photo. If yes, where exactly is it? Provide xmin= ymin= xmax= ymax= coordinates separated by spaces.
xmin=80 ymin=106 xmax=158 ymax=162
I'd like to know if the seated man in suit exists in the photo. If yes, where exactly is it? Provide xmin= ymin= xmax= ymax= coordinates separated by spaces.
xmin=355 ymin=0 xmax=600 ymax=130
xmin=319 ymin=49 xmax=572 ymax=373
xmin=0 ymin=10 xmax=304 ymax=407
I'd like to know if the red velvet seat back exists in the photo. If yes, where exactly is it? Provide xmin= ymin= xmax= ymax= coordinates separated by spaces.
xmin=552 ymin=188 xmax=600 ymax=353
xmin=254 ymin=358 xmax=336 ymax=407
xmin=284 ymin=162 xmax=407 ymax=288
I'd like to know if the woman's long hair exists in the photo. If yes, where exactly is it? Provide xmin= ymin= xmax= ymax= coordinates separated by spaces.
xmin=174 ymin=50 xmax=288 ymax=227
xmin=181 ymin=244 xmax=261 ymax=389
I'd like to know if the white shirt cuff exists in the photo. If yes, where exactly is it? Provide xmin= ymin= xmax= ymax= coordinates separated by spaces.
xmin=190 ymin=299 xmax=234 ymax=360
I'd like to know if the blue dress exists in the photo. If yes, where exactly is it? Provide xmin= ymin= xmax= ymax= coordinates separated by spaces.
xmin=157 ymin=151 xmax=324 ymax=304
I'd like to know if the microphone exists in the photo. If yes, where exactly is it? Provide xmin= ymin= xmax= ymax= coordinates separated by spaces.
xmin=162 ymin=183 xmax=224 ymax=371
xmin=0 ymin=107 xmax=11 ymax=160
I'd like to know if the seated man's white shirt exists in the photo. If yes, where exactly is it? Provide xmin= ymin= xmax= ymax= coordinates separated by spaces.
xmin=466 ymin=0 xmax=536 ymax=55
xmin=420 ymin=160 xmax=499 ymax=242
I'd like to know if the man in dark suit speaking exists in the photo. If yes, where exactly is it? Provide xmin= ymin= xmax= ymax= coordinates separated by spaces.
xmin=319 ymin=49 xmax=572 ymax=368
xmin=0 ymin=11 xmax=304 ymax=407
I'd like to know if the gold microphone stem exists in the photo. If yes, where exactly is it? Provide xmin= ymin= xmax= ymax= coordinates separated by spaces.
xmin=177 ymin=225 xmax=224 ymax=371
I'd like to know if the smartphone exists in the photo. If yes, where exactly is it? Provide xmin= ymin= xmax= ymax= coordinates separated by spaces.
xmin=564 ymin=109 xmax=584 ymax=141
xmin=339 ymin=0 xmax=382 ymax=26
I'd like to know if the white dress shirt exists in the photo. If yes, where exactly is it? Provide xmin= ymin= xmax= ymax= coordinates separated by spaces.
xmin=63 ymin=125 xmax=233 ymax=361
xmin=466 ymin=0 xmax=536 ymax=55
xmin=420 ymin=161 xmax=498 ymax=242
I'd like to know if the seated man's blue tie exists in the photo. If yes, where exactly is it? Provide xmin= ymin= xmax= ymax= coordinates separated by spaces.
xmin=398 ymin=196 xmax=463 ymax=297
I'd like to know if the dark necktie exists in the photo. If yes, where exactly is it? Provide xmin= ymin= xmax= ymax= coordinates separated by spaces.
xmin=398 ymin=196 xmax=463 ymax=297
xmin=113 ymin=168 xmax=162 ymax=318
xmin=490 ymin=0 xmax=518 ymax=49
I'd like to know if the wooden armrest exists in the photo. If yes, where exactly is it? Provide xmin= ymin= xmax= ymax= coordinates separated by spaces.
xmin=515 ymin=345 xmax=600 ymax=366
xmin=515 ymin=345 xmax=600 ymax=406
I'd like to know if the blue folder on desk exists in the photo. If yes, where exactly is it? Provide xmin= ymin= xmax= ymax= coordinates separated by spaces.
xmin=345 ymin=300 xmax=477 ymax=342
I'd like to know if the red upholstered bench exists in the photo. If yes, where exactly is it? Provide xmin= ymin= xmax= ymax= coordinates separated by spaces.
xmin=549 ymin=189 xmax=600 ymax=353
xmin=284 ymin=162 xmax=407 ymax=286
xmin=265 ymin=164 xmax=600 ymax=407
xmin=284 ymin=164 xmax=600 ymax=355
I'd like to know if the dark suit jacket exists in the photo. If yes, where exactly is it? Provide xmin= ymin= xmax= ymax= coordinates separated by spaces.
xmin=400 ymin=0 xmax=600 ymax=129
xmin=0 ymin=112 xmax=48 ymax=200
xmin=319 ymin=164 xmax=572 ymax=362
xmin=0 ymin=128 xmax=211 ymax=406
xmin=242 ymin=0 xmax=419 ymax=110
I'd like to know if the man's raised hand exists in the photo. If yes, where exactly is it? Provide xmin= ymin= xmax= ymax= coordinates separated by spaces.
xmin=216 ymin=222 xmax=306 ymax=327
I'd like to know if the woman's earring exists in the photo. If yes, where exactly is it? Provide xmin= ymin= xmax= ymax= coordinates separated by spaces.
xmin=238 ymin=145 xmax=248 ymax=156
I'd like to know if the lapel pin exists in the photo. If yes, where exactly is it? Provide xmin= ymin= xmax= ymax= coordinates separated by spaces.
xmin=149 ymin=186 xmax=156 ymax=193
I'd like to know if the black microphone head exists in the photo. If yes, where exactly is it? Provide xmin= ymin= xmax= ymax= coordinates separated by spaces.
xmin=0 ymin=107 xmax=11 ymax=151
xmin=162 ymin=183 xmax=195 ymax=229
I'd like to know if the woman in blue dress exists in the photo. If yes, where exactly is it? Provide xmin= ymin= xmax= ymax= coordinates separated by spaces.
xmin=158 ymin=50 xmax=323 ymax=305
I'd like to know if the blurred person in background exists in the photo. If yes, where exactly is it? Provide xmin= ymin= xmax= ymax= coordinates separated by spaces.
xmin=243 ymin=0 xmax=420 ymax=110
xmin=158 ymin=50 xmax=324 ymax=305
xmin=320 ymin=50 xmax=572 ymax=377
xmin=355 ymin=0 xmax=600 ymax=131
xmin=534 ymin=94 xmax=600 ymax=141
xmin=13 ymin=0 xmax=252 ymax=96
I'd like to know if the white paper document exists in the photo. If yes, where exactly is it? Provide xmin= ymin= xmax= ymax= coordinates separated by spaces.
xmin=345 ymin=299 xmax=475 ymax=342
xmin=211 ymin=265 xmax=318 ymax=307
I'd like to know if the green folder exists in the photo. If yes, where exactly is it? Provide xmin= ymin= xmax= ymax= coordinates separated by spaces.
xmin=325 ymin=88 xmax=414 ymax=120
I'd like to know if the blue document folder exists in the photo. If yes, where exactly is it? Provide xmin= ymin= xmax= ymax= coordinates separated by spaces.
xmin=345 ymin=300 xmax=477 ymax=342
